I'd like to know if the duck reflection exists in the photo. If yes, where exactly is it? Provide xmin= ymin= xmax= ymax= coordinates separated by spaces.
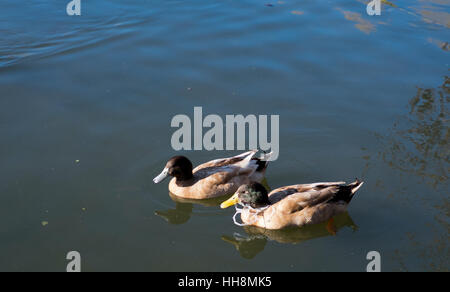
xmin=154 ymin=192 xmax=228 ymax=225
xmin=155 ymin=179 xmax=272 ymax=225
xmin=222 ymin=212 xmax=357 ymax=259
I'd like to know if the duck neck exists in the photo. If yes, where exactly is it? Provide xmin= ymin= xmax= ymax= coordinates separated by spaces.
xmin=250 ymin=196 xmax=270 ymax=209
xmin=175 ymin=171 xmax=194 ymax=182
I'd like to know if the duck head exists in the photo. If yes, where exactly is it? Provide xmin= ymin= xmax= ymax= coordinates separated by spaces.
xmin=153 ymin=156 xmax=193 ymax=183
xmin=220 ymin=182 xmax=270 ymax=209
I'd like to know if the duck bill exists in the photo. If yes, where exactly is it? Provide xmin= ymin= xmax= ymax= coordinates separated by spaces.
xmin=220 ymin=194 xmax=239 ymax=209
xmin=153 ymin=168 xmax=169 ymax=184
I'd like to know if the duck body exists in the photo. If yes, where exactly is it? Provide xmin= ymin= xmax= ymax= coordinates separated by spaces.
xmin=221 ymin=181 xmax=363 ymax=230
xmin=154 ymin=151 xmax=271 ymax=199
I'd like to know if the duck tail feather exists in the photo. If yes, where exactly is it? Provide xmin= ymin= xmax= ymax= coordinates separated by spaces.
xmin=259 ymin=151 xmax=274 ymax=161
xmin=233 ymin=150 xmax=257 ymax=160
xmin=330 ymin=179 xmax=364 ymax=204
xmin=254 ymin=150 xmax=273 ymax=171
xmin=236 ymin=150 xmax=258 ymax=170
xmin=349 ymin=179 xmax=364 ymax=195
xmin=242 ymin=150 xmax=258 ymax=163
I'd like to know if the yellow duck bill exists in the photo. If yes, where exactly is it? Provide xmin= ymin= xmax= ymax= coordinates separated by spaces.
xmin=220 ymin=194 xmax=239 ymax=209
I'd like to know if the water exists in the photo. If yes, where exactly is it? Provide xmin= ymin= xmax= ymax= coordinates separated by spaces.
xmin=0 ymin=0 xmax=448 ymax=272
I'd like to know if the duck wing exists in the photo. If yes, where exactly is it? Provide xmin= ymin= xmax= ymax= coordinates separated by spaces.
xmin=268 ymin=180 xmax=363 ymax=214
xmin=193 ymin=150 xmax=260 ymax=174
xmin=268 ymin=182 xmax=344 ymax=204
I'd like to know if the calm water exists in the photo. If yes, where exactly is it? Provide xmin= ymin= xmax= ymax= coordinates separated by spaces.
xmin=0 ymin=0 xmax=448 ymax=272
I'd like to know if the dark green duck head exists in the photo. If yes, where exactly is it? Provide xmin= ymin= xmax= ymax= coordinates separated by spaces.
xmin=220 ymin=182 xmax=270 ymax=209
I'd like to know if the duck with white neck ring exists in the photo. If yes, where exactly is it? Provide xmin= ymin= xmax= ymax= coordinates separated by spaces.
xmin=221 ymin=180 xmax=364 ymax=230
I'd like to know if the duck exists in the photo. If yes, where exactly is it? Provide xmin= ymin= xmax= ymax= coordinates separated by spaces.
xmin=220 ymin=180 xmax=363 ymax=230
xmin=222 ymin=212 xmax=358 ymax=259
xmin=153 ymin=150 xmax=272 ymax=199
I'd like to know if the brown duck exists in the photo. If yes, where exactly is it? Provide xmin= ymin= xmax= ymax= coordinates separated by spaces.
xmin=153 ymin=150 xmax=272 ymax=199
xmin=220 ymin=180 xmax=364 ymax=230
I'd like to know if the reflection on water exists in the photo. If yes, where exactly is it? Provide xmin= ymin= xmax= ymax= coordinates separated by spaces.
xmin=417 ymin=7 xmax=450 ymax=28
xmin=375 ymin=76 xmax=449 ymax=271
xmin=155 ymin=179 xmax=272 ymax=225
xmin=378 ymin=76 xmax=449 ymax=188
xmin=338 ymin=8 xmax=376 ymax=34
xmin=155 ymin=192 xmax=227 ymax=225
xmin=222 ymin=212 xmax=357 ymax=259
xmin=428 ymin=37 xmax=450 ymax=51
xmin=155 ymin=202 xmax=193 ymax=225
xmin=222 ymin=234 xmax=267 ymax=260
